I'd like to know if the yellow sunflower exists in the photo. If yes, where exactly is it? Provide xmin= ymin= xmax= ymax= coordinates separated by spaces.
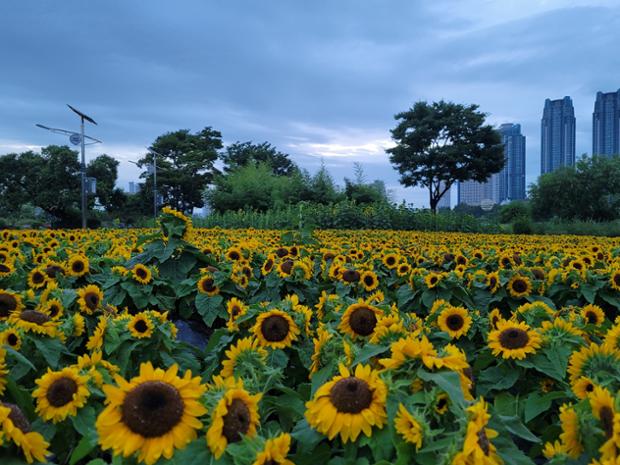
xmin=10 ymin=309 xmax=59 ymax=337
xmin=0 ymin=348 xmax=7 ymax=395
xmin=40 ymin=297 xmax=64 ymax=320
xmin=0 ymin=328 xmax=21 ymax=351
xmin=305 ymin=363 xmax=387 ymax=443
xmin=507 ymin=275 xmax=532 ymax=298
xmin=339 ymin=302 xmax=382 ymax=339
xmin=206 ymin=376 xmax=262 ymax=459
xmin=488 ymin=320 xmax=541 ymax=360
xmin=589 ymin=386 xmax=615 ymax=439
xmin=434 ymin=393 xmax=449 ymax=415
xmin=251 ymin=433 xmax=295 ymax=465
xmin=310 ymin=325 xmax=332 ymax=375
xmin=220 ymin=337 xmax=267 ymax=378
xmin=394 ymin=403 xmax=423 ymax=450
xmin=96 ymin=362 xmax=207 ymax=465
xmin=451 ymin=399 xmax=501 ymax=465
xmin=128 ymin=313 xmax=155 ymax=339
xmin=581 ymin=304 xmax=605 ymax=326
xmin=603 ymin=324 xmax=620 ymax=351
xmin=559 ymin=403 xmax=583 ymax=458
xmin=77 ymin=284 xmax=104 ymax=314
xmin=609 ymin=269 xmax=620 ymax=291
xmin=27 ymin=267 xmax=48 ymax=289
xmin=0 ymin=260 xmax=15 ymax=278
xmin=0 ymin=290 xmax=24 ymax=319
xmin=424 ymin=272 xmax=442 ymax=289
xmin=226 ymin=297 xmax=248 ymax=332
xmin=252 ymin=309 xmax=300 ymax=349
xmin=66 ymin=254 xmax=89 ymax=277
xmin=360 ymin=270 xmax=379 ymax=292
xmin=132 ymin=264 xmax=152 ymax=285
xmin=33 ymin=367 xmax=90 ymax=423
xmin=86 ymin=317 xmax=107 ymax=351
xmin=0 ymin=402 xmax=50 ymax=463
xmin=437 ymin=306 xmax=472 ymax=340
xmin=571 ymin=376 xmax=596 ymax=400
xmin=486 ymin=272 xmax=500 ymax=293
xmin=197 ymin=275 xmax=220 ymax=296
xmin=378 ymin=335 xmax=437 ymax=371
xmin=568 ymin=343 xmax=620 ymax=384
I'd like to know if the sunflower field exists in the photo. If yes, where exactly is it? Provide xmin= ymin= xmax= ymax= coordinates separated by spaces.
xmin=1 ymin=207 xmax=620 ymax=465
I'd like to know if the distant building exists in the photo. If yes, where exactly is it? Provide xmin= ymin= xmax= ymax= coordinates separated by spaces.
xmin=498 ymin=123 xmax=526 ymax=200
xmin=437 ymin=183 xmax=451 ymax=209
xmin=541 ymin=96 xmax=576 ymax=174
xmin=458 ymin=175 xmax=499 ymax=207
xmin=128 ymin=182 xmax=141 ymax=194
xmin=593 ymin=89 xmax=620 ymax=156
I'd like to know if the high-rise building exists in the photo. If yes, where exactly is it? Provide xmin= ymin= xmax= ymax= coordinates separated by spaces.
xmin=128 ymin=182 xmax=141 ymax=194
xmin=437 ymin=182 xmax=450 ymax=209
xmin=593 ymin=89 xmax=620 ymax=156
xmin=457 ymin=175 xmax=499 ymax=206
xmin=498 ymin=123 xmax=526 ymax=200
xmin=541 ymin=96 xmax=576 ymax=174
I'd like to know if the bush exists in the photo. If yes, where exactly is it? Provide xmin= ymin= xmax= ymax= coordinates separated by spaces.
xmin=512 ymin=217 xmax=533 ymax=234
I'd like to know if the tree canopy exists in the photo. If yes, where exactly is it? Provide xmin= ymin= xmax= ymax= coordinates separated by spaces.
xmin=138 ymin=127 xmax=223 ymax=213
xmin=221 ymin=141 xmax=297 ymax=176
xmin=387 ymin=100 xmax=504 ymax=213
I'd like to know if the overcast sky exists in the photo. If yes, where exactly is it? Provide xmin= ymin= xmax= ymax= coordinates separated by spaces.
xmin=1 ymin=0 xmax=619 ymax=207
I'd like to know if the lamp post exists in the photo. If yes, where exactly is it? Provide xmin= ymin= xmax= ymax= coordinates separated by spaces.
xmin=36 ymin=105 xmax=101 ymax=229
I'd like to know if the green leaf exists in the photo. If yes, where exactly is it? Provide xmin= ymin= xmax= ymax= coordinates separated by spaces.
xmin=492 ymin=434 xmax=536 ymax=465
xmin=169 ymin=439 xmax=212 ymax=465
xmin=71 ymin=406 xmax=97 ymax=440
xmin=497 ymin=415 xmax=541 ymax=443
xmin=523 ymin=391 xmax=567 ymax=423
xmin=6 ymin=346 xmax=36 ymax=379
xmin=352 ymin=343 xmax=389 ymax=366
xmin=477 ymin=364 xmax=520 ymax=395
xmin=70 ymin=435 xmax=98 ymax=465
xmin=195 ymin=294 xmax=224 ymax=327
xmin=311 ymin=365 xmax=335 ymax=396
xmin=291 ymin=419 xmax=324 ymax=455
xmin=33 ymin=338 xmax=66 ymax=369
xmin=417 ymin=368 xmax=465 ymax=408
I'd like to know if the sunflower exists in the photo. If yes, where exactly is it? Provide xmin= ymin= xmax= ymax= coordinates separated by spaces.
xmin=581 ymin=304 xmax=605 ymax=326
xmin=206 ymin=376 xmax=262 ymax=459
xmin=568 ymin=343 xmax=620 ymax=384
xmin=487 ymin=320 xmax=542 ymax=360
xmin=452 ymin=399 xmax=501 ymax=465
xmin=507 ymin=275 xmax=532 ymax=298
xmin=33 ymin=367 xmax=90 ymax=423
xmin=73 ymin=312 xmax=86 ymax=337
xmin=559 ymin=404 xmax=582 ymax=458
xmin=0 ymin=260 xmax=15 ymax=278
xmin=10 ymin=309 xmax=59 ymax=337
xmin=0 ymin=348 xmax=7 ymax=395
xmin=610 ymin=270 xmax=620 ymax=291
xmin=305 ymin=363 xmax=387 ymax=443
xmin=132 ymin=264 xmax=152 ymax=285
xmin=0 ymin=328 xmax=21 ymax=351
xmin=77 ymin=284 xmax=104 ymax=314
xmin=197 ymin=275 xmax=219 ymax=296
xmin=571 ymin=376 xmax=595 ymax=400
xmin=589 ymin=386 xmax=615 ymax=439
xmin=67 ymin=254 xmax=89 ymax=277
xmin=40 ymin=297 xmax=64 ymax=320
xmin=0 ymin=290 xmax=23 ymax=319
xmin=226 ymin=297 xmax=248 ymax=332
xmin=27 ymin=267 xmax=48 ymax=289
xmin=424 ymin=272 xmax=442 ymax=289
xmin=128 ymin=313 xmax=155 ymax=339
xmin=378 ymin=335 xmax=437 ymax=371
xmin=220 ymin=337 xmax=267 ymax=378
xmin=0 ymin=402 xmax=50 ymax=463
xmin=394 ymin=403 xmax=423 ymax=450
xmin=360 ymin=270 xmax=379 ymax=292
xmin=96 ymin=362 xmax=207 ymax=465
xmin=251 ymin=433 xmax=294 ymax=465
xmin=310 ymin=325 xmax=332 ymax=375
xmin=486 ymin=272 xmax=500 ymax=293
xmin=86 ymin=317 xmax=107 ymax=351
xmin=434 ymin=393 xmax=449 ymax=415
xmin=252 ymin=309 xmax=300 ymax=349
xmin=339 ymin=302 xmax=382 ymax=339
xmin=603 ymin=324 xmax=620 ymax=351
xmin=382 ymin=253 xmax=400 ymax=269
xmin=437 ymin=306 xmax=472 ymax=340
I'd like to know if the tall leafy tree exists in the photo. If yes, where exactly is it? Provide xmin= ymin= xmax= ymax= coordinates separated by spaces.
xmin=87 ymin=154 xmax=126 ymax=211
xmin=221 ymin=141 xmax=297 ymax=176
xmin=139 ymin=127 xmax=223 ymax=213
xmin=387 ymin=101 xmax=504 ymax=213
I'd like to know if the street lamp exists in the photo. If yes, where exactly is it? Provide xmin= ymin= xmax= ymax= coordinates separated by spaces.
xmin=36 ymin=105 xmax=101 ymax=229
xmin=129 ymin=147 xmax=162 ymax=219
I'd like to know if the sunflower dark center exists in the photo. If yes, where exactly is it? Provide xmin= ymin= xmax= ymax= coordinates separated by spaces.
xmin=499 ymin=328 xmax=529 ymax=349
xmin=586 ymin=383 xmax=594 ymax=392
xmin=329 ymin=377 xmax=373 ymax=413
xmin=437 ymin=397 xmax=447 ymax=410
xmin=512 ymin=279 xmax=527 ymax=293
xmin=430 ymin=276 xmax=438 ymax=285
xmin=264 ymin=259 xmax=274 ymax=271
xmin=46 ymin=377 xmax=78 ymax=407
xmin=45 ymin=265 xmax=63 ymax=278
xmin=585 ymin=311 xmax=598 ymax=324
xmin=49 ymin=303 xmax=61 ymax=317
xmin=20 ymin=309 xmax=50 ymax=325
xmin=349 ymin=307 xmax=377 ymax=336
xmin=121 ymin=381 xmax=184 ymax=438
xmin=72 ymin=261 xmax=85 ymax=273
xmin=134 ymin=319 xmax=149 ymax=333
xmin=0 ymin=264 xmax=10 ymax=273
xmin=489 ymin=277 xmax=497 ymax=288
xmin=261 ymin=315 xmax=290 ymax=342
xmin=136 ymin=267 xmax=148 ymax=279
xmin=231 ymin=306 xmax=240 ymax=317
xmin=201 ymin=278 xmax=216 ymax=293
xmin=228 ymin=251 xmax=240 ymax=260
xmin=222 ymin=398 xmax=251 ymax=443
xmin=477 ymin=429 xmax=491 ymax=456
xmin=275 ymin=248 xmax=288 ymax=258
xmin=342 ymin=270 xmax=360 ymax=283
xmin=85 ymin=292 xmax=100 ymax=310
xmin=7 ymin=333 xmax=18 ymax=346
xmin=600 ymin=406 xmax=614 ymax=438
xmin=280 ymin=260 xmax=294 ymax=275
xmin=363 ymin=275 xmax=375 ymax=286
xmin=386 ymin=257 xmax=396 ymax=266
xmin=0 ymin=293 xmax=17 ymax=316
xmin=32 ymin=271 xmax=45 ymax=284
xmin=446 ymin=314 xmax=464 ymax=331
xmin=614 ymin=274 xmax=620 ymax=286
xmin=2 ymin=402 xmax=31 ymax=433
xmin=532 ymin=269 xmax=544 ymax=280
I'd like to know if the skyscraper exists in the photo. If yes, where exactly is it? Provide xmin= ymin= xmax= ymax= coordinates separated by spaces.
xmin=541 ymin=96 xmax=576 ymax=174
xmin=593 ymin=89 xmax=620 ymax=156
xmin=457 ymin=175 xmax=499 ymax=206
xmin=498 ymin=123 xmax=526 ymax=200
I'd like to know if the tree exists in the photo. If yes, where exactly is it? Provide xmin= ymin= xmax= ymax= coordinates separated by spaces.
xmin=221 ymin=141 xmax=297 ymax=176
xmin=343 ymin=164 xmax=390 ymax=204
xmin=387 ymin=101 xmax=504 ymax=213
xmin=139 ymin=127 xmax=223 ymax=213
xmin=87 ymin=154 xmax=126 ymax=212
xmin=529 ymin=155 xmax=620 ymax=221
xmin=306 ymin=161 xmax=342 ymax=204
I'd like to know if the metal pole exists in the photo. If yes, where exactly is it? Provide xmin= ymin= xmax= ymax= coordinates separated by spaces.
xmin=80 ymin=117 xmax=87 ymax=229
xmin=153 ymin=152 xmax=157 ymax=219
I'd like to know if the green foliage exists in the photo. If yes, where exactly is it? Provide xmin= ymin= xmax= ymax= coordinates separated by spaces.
xmin=499 ymin=201 xmax=531 ymax=223
xmin=139 ymin=127 xmax=223 ymax=213
xmin=529 ymin=154 xmax=620 ymax=221
xmin=221 ymin=141 xmax=297 ymax=176
xmin=387 ymin=100 xmax=504 ymax=212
